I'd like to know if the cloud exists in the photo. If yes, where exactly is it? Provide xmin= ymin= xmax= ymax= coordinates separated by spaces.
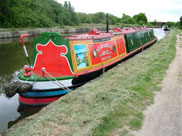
xmin=58 ymin=0 xmax=182 ymax=22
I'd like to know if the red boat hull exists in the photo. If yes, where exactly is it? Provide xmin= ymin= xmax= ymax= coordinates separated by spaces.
xmin=19 ymin=95 xmax=60 ymax=105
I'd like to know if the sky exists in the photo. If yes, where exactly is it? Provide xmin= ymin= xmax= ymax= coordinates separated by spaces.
xmin=57 ymin=0 xmax=182 ymax=22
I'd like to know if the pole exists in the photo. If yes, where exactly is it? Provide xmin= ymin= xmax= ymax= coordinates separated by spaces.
xmin=106 ymin=13 xmax=109 ymax=33
xmin=20 ymin=34 xmax=32 ymax=67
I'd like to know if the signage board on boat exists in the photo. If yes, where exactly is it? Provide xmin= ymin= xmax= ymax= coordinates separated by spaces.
xmin=88 ymin=41 xmax=117 ymax=65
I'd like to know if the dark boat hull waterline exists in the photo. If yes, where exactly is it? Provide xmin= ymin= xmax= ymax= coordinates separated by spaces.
xmin=5 ymin=27 xmax=157 ymax=105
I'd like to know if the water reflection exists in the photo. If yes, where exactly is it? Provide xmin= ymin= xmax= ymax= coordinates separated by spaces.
xmin=0 ymin=37 xmax=34 ymax=44
xmin=0 ymin=41 xmax=34 ymax=133
xmin=8 ymin=104 xmax=43 ymax=129
xmin=0 ymin=93 xmax=43 ymax=133
xmin=0 ymin=94 xmax=19 ymax=133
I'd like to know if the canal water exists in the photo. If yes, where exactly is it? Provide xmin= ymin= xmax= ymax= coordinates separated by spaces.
xmin=153 ymin=28 xmax=169 ymax=40
xmin=0 ymin=28 xmax=168 ymax=133
xmin=0 ymin=40 xmax=43 ymax=133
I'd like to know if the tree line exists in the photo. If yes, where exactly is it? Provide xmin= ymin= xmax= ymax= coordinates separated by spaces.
xmin=0 ymin=0 xmax=181 ymax=28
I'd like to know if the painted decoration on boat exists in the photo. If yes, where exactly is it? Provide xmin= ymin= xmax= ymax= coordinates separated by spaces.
xmin=116 ymin=38 xmax=126 ymax=55
xmin=12 ymin=28 xmax=157 ymax=106
xmin=89 ymin=41 xmax=117 ymax=65
xmin=32 ymin=40 xmax=74 ymax=76
xmin=74 ymin=45 xmax=89 ymax=69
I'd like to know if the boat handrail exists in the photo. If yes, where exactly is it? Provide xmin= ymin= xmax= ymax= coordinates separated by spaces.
xmin=20 ymin=34 xmax=32 ymax=67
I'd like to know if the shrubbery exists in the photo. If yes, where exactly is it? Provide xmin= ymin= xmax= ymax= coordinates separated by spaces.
xmin=0 ymin=0 xmax=181 ymax=28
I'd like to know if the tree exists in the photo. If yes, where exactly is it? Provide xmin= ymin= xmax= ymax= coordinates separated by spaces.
xmin=77 ymin=13 xmax=93 ymax=23
xmin=63 ymin=1 xmax=80 ymax=25
xmin=69 ymin=2 xmax=80 ymax=25
xmin=166 ymin=21 xmax=176 ymax=28
xmin=0 ymin=0 xmax=80 ymax=28
xmin=92 ymin=12 xmax=106 ymax=24
xmin=180 ymin=16 xmax=182 ymax=29
xmin=150 ymin=19 xmax=158 ymax=26
xmin=109 ymin=14 xmax=118 ymax=25
xmin=64 ymin=1 xmax=68 ymax=11
xmin=120 ymin=14 xmax=135 ymax=24
xmin=133 ymin=13 xmax=148 ymax=25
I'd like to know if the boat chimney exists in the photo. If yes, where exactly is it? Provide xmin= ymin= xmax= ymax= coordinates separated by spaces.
xmin=106 ymin=13 xmax=109 ymax=33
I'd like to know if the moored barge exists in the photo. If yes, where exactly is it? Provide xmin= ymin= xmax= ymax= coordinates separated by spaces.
xmin=5 ymin=27 xmax=157 ymax=105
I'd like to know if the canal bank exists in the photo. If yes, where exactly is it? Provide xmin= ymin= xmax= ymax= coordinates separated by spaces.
xmin=0 ymin=25 xmax=116 ymax=39
xmin=1 ymin=29 xmax=178 ymax=135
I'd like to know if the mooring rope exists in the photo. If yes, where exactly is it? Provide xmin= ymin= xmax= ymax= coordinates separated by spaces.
xmin=41 ymin=69 xmax=89 ymax=103
xmin=41 ymin=68 xmax=72 ymax=93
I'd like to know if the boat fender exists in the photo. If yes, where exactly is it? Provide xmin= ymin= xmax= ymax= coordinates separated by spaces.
xmin=5 ymin=81 xmax=32 ymax=98
xmin=18 ymin=83 xmax=33 ymax=93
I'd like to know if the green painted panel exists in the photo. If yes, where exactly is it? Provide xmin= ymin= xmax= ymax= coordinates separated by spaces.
xmin=125 ymin=32 xmax=140 ymax=53
xmin=18 ymin=70 xmax=75 ymax=81
xmin=125 ymin=29 xmax=155 ymax=53
xmin=32 ymin=32 xmax=73 ymax=71
xmin=141 ymin=31 xmax=148 ymax=45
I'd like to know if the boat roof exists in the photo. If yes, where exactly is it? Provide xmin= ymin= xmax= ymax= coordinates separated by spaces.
xmin=68 ymin=32 xmax=113 ymax=40
xmin=65 ymin=27 xmax=152 ymax=40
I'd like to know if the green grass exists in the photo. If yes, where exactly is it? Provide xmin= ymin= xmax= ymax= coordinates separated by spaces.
xmin=128 ymin=112 xmax=144 ymax=129
xmin=92 ymin=30 xmax=177 ymax=135
xmin=3 ymin=30 xmax=177 ymax=136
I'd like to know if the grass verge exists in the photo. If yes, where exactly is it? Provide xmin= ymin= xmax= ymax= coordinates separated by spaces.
xmin=3 ymin=30 xmax=177 ymax=136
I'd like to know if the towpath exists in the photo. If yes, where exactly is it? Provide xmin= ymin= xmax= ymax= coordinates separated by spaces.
xmin=135 ymin=34 xmax=182 ymax=136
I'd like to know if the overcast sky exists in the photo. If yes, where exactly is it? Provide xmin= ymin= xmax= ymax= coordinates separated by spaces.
xmin=57 ymin=0 xmax=182 ymax=22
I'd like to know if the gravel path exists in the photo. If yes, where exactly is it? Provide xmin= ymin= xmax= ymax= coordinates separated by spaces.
xmin=135 ymin=34 xmax=182 ymax=136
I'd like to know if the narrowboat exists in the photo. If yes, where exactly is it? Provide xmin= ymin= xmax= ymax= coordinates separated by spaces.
xmin=162 ymin=25 xmax=170 ymax=31
xmin=5 ymin=27 xmax=157 ymax=105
